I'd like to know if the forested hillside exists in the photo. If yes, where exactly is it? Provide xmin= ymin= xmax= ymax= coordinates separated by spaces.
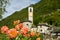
xmin=0 ymin=0 xmax=60 ymax=28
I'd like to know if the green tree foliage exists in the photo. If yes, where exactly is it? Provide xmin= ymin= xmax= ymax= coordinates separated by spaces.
xmin=0 ymin=8 xmax=2 ymax=19
xmin=0 ymin=0 xmax=9 ymax=19
xmin=44 ymin=11 xmax=60 ymax=26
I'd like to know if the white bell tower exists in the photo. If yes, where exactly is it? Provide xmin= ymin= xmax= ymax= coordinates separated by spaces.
xmin=28 ymin=7 xmax=33 ymax=24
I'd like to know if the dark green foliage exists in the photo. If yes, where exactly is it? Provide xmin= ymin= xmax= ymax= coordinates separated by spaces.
xmin=0 ymin=33 xmax=10 ymax=40
xmin=0 ymin=0 xmax=9 ymax=19
xmin=0 ymin=8 xmax=28 ymax=28
xmin=44 ymin=11 xmax=60 ymax=26
xmin=0 ymin=0 xmax=60 ymax=27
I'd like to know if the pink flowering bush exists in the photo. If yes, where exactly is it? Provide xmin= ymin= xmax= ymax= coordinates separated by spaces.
xmin=0 ymin=22 xmax=41 ymax=40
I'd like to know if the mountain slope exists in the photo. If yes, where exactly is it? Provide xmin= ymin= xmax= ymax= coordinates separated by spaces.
xmin=0 ymin=0 xmax=60 ymax=28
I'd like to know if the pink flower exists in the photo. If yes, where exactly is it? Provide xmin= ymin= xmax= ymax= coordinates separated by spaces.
xmin=13 ymin=20 xmax=20 ymax=26
xmin=15 ymin=25 xmax=20 ymax=30
xmin=1 ymin=26 xmax=9 ymax=34
xmin=15 ymin=23 xmax=23 ymax=30
xmin=21 ymin=27 xmax=28 ymax=34
xmin=30 ymin=31 xmax=36 ymax=36
xmin=36 ymin=37 xmax=40 ymax=40
xmin=19 ymin=23 xmax=23 ymax=29
xmin=7 ymin=28 xmax=17 ymax=38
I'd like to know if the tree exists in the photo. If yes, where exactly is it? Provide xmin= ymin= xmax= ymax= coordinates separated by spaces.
xmin=0 ymin=0 xmax=9 ymax=19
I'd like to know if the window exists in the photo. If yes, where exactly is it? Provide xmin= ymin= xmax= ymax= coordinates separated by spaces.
xmin=40 ymin=30 xmax=42 ymax=32
xmin=27 ymin=24 xmax=29 ymax=26
xmin=30 ymin=8 xmax=32 ymax=12
xmin=40 ymin=25 xmax=42 ymax=28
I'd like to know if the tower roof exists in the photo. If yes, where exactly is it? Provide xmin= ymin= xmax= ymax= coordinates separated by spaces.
xmin=23 ymin=20 xmax=32 ymax=23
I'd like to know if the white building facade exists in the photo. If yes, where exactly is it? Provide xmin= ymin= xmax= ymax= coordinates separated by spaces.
xmin=37 ymin=23 xmax=52 ymax=34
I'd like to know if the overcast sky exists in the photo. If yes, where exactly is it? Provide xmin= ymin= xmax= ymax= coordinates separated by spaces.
xmin=2 ymin=0 xmax=40 ymax=19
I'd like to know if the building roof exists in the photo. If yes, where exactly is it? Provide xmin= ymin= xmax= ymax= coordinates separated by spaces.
xmin=51 ymin=28 xmax=60 ymax=33
xmin=51 ymin=31 xmax=60 ymax=33
xmin=23 ymin=20 xmax=32 ymax=23
xmin=47 ymin=27 xmax=52 ymax=30
xmin=32 ymin=25 xmax=36 ymax=28
xmin=37 ymin=23 xmax=51 ymax=27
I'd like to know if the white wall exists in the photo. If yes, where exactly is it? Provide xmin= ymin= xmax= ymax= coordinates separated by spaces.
xmin=37 ymin=25 xmax=49 ymax=33
xmin=23 ymin=22 xmax=32 ymax=31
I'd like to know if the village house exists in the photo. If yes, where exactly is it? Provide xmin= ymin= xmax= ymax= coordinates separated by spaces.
xmin=51 ymin=27 xmax=60 ymax=40
xmin=30 ymin=25 xmax=37 ymax=32
xmin=37 ymin=23 xmax=53 ymax=35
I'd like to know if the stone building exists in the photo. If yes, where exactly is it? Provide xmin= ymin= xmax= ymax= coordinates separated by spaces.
xmin=51 ymin=28 xmax=60 ymax=40
xmin=37 ymin=23 xmax=53 ymax=34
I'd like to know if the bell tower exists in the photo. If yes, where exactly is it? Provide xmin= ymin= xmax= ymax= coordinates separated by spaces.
xmin=28 ymin=7 xmax=33 ymax=24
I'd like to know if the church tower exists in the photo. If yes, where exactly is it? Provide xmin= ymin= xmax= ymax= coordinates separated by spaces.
xmin=28 ymin=7 xmax=33 ymax=24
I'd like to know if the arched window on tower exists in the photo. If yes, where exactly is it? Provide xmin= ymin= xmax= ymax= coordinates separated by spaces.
xmin=30 ymin=8 xmax=32 ymax=12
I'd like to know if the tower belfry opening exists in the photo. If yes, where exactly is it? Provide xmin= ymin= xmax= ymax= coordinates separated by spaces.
xmin=30 ymin=8 xmax=32 ymax=12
